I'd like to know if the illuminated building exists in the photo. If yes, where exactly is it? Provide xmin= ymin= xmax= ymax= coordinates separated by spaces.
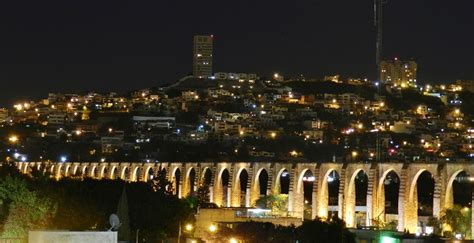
xmin=193 ymin=35 xmax=213 ymax=78
xmin=380 ymin=58 xmax=417 ymax=88
xmin=456 ymin=79 xmax=474 ymax=93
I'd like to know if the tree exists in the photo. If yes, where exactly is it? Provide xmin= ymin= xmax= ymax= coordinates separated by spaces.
xmin=0 ymin=176 xmax=56 ymax=239
xmin=440 ymin=205 xmax=471 ymax=239
xmin=427 ymin=217 xmax=442 ymax=236
xmin=151 ymin=168 xmax=173 ymax=195
xmin=297 ymin=216 xmax=355 ymax=243
xmin=196 ymin=184 xmax=210 ymax=206
xmin=255 ymin=194 xmax=288 ymax=215
xmin=117 ymin=186 xmax=131 ymax=242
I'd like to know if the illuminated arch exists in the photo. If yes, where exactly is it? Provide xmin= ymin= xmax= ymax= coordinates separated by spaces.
xmin=110 ymin=166 xmax=118 ymax=179
xmin=445 ymin=169 xmax=467 ymax=209
xmin=144 ymin=166 xmax=154 ymax=182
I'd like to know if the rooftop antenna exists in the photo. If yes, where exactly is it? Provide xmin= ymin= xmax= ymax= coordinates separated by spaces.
xmin=375 ymin=0 xmax=387 ymax=78
xmin=374 ymin=0 xmax=387 ymax=162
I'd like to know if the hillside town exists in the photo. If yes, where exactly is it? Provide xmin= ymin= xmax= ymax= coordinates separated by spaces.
xmin=2 ymin=71 xmax=474 ymax=164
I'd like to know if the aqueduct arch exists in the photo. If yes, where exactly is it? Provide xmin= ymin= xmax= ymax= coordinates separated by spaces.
xmin=12 ymin=161 xmax=474 ymax=235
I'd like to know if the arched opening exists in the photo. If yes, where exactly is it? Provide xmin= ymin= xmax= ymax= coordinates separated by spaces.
xmin=383 ymin=171 xmax=400 ymax=224
xmin=173 ymin=168 xmax=181 ymax=196
xmin=91 ymin=166 xmax=97 ymax=178
xmin=57 ymin=165 xmax=64 ymax=178
xmin=196 ymin=167 xmax=212 ymax=203
xmin=202 ymin=168 xmax=212 ymax=186
xmin=83 ymin=166 xmax=89 ymax=178
xmin=302 ymin=169 xmax=314 ymax=220
xmin=279 ymin=169 xmax=290 ymax=194
xmin=145 ymin=167 xmax=154 ymax=182
xmin=122 ymin=167 xmax=130 ymax=181
xmin=452 ymin=171 xmax=471 ymax=207
xmin=101 ymin=166 xmax=108 ymax=179
xmin=239 ymin=169 xmax=249 ymax=207
xmin=417 ymin=171 xmax=435 ymax=216
xmin=221 ymin=168 xmax=230 ymax=206
xmin=411 ymin=170 xmax=434 ymax=233
xmin=188 ymin=168 xmax=196 ymax=195
xmin=134 ymin=167 xmax=142 ymax=182
xmin=258 ymin=169 xmax=269 ymax=197
xmin=64 ymin=165 xmax=70 ymax=176
xmin=327 ymin=170 xmax=340 ymax=218
xmin=111 ymin=167 xmax=119 ymax=179
xmin=354 ymin=170 xmax=368 ymax=226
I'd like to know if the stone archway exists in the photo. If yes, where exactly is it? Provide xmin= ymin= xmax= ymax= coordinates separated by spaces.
xmin=121 ymin=167 xmax=130 ymax=181
xmin=232 ymin=167 xmax=249 ymax=207
xmin=132 ymin=166 xmax=141 ymax=182
xmin=144 ymin=166 xmax=154 ymax=182
xmin=251 ymin=168 xmax=269 ymax=206
xmin=345 ymin=169 xmax=369 ymax=227
xmin=405 ymin=170 xmax=435 ymax=234
xmin=91 ymin=166 xmax=98 ymax=178
xmin=375 ymin=169 xmax=400 ymax=227
xmin=110 ymin=166 xmax=119 ymax=179
xmin=274 ymin=168 xmax=290 ymax=195
xmin=172 ymin=167 xmax=181 ymax=197
xmin=317 ymin=169 xmax=340 ymax=219
xmin=445 ymin=170 xmax=471 ymax=209
xmin=296 ymin=169 xmax=314 ymax=220
xmin=215 ymin=168 xmax=230 ymax=207
xmin=186 ymin=167 xmax=197 ymax=196
xmin=100 ymin=165 xmax=108 ymax=179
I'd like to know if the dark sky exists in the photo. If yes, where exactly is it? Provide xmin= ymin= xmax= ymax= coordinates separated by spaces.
xmin=0 ymin=0 xmax=472 ymax=106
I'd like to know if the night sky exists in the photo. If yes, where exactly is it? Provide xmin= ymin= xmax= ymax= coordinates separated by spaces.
xmin=0 ymin=0 xmax=472 ymax=106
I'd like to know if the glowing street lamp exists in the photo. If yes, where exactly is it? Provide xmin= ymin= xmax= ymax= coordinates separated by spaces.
xmin=8 ymin=135 xmax=19 ymax=143
xmin=270 ymin=132 xmax=277 ymax=139
xmin=185 ymin=224 xmax=193 ymax=232
xmin=351 ymin=151 xmax=358 ymax=157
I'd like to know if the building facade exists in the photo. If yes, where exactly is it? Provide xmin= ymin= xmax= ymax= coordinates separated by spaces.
xmin=380 ymin=58 xmax=417 ymax=88
xmin=193 ymin=35 xmax=213 ymax=78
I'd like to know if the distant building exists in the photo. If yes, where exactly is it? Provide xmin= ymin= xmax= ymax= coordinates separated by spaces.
xmin=0 ymin=108 xmax=8 ymax=123
xmin=48 ymin=112 xmax=67 ymax=126
xmin=455 ymin=79 xmax=474 ymax=93
xmin=380 ymin=58 xmax=417 ymax=88
xmin=214 ymin=72 xmax=258 ymax=81
xmin=193 ymin=35 xmax=213 ymax=78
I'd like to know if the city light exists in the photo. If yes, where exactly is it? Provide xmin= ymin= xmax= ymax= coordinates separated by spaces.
xmin=229 ymin=238 xmax=238 ymax=243
xmin=185 ymin=223 xmax=193 ymax=231
xmin=61 ymin=156 xmax=67 ymax=162
xmin=270 ymin=132 xmax=277 ymax=138
xmin=8 ymin=135 xmax=19 ymax=143
xmin=208 ymin=224 xmax=217 ymax=233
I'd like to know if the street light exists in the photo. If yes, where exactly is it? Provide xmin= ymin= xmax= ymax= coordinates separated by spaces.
xmin=8 ymin=135 xmax=19 ymax=143
xmin=270 ymin=132 xmax=276 ymax=139
xmin=229 ymin=238 xmax=238 ymax=243
xmin=185 ymin=224 xmax=193 ymax=232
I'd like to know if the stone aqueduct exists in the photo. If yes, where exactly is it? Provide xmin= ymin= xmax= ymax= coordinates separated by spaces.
xmin=15 ymin=161 xmax=474 ymax=233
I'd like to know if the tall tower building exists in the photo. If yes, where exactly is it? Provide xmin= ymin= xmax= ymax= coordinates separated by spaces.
xmin=380 ymin=58 xmax=417 ymax=88
xmin=193 ymin=35 xmax=213 ymax=78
